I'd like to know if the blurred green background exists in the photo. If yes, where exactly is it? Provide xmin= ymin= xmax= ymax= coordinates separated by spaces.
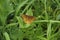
xmin=0 ymin=0 xmax=60 ymax=40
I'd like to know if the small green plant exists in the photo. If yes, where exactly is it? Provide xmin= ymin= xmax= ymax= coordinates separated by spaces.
xmin=0 ymin=0 xmax=60 ymax=40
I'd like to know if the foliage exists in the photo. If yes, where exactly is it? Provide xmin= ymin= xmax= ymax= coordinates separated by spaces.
xmin=0 ymin=0 xmax=60 ymax=40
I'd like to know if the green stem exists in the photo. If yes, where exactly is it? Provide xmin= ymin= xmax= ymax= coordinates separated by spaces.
xmin=47 ymin=22 xmax=52 ymax=40
xmin=44 ymin=0 xmax=48 ymax=20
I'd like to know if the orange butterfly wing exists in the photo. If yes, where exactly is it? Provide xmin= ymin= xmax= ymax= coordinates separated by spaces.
xmin=22 ymin=15 xmax=35 ymax=24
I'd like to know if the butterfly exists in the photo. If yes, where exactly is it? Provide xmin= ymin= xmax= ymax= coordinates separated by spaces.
xmin=21 ymin=14 xmax=35 ymax=24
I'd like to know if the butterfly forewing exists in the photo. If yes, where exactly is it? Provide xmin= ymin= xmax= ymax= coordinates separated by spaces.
xmin=21 ymin=14 xmax=35 ymax=24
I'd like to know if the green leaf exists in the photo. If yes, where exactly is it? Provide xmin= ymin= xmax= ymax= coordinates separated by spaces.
xmin=0 ymin=0 xmax=13 ymax=25
xmin=3 ymin=32 xmax=10 ymax=40
xmin=16 ymin=16 xmax=24 ymax=28
xmin=15 ymin=0 xmax=29 ymax=16
xmin=26 ymin=8 xmax=33 ymax=16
